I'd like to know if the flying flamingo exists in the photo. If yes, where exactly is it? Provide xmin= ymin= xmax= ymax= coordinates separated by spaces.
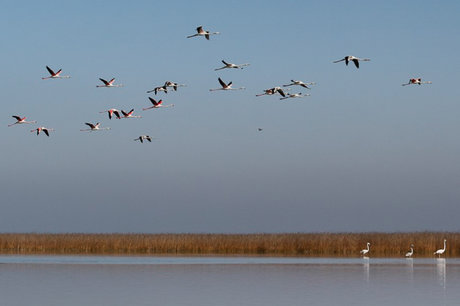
xmin=214 ymin=60 xmax=250 ymax=71
xmin=164 ymin=81 xmax=186 ymax=91
xmin=119 ymin=109 xmax=142 ymax=119
xmin=99 ymin=108 xmax=121 ymax=120
xmin=333 ymin=55 xmax=370 ymax=69
xmin=405 ymin=244 xmax=414 ymax=258
xmin=8 ymin=115 xmax=37 ymax=127
xmin=147 ymin=85 xmax=168 ymax=94
xmin=187 ymin=26 xmax=220 ymax=40
xmin=360 ymin=242 xmax=371 ymax=256
xmin=134 ymin=135 xmax=153 ymax=143
xmin=283 ymin=80 xmax=316 ymax=89
xmin=402 ymin=78 xmax=432 ymax=86
xmin=96 ymin=78 xmax=123 ymax=88
xmin=30 ymin=127 xmax=54 ymax=136
xmin=434 ymin=239 xmax=447 ymax=257
xmin=279 ymin=93 xmax=310 ymax=100
xmin=80 ymin=122 xmax=110 ymax=131
xmin=142 ymin=98 xmax=174 ymax=111
xmin=256 ymin=87 xmax=287 ymax=97
xmin=42 ymin=66 xmax=70 ymax=79
xmin=209 ymin=77 xmax=245 ymax=91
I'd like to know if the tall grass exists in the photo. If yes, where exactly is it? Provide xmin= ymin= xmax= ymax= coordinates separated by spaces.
xmin=0 ymin=232 xmax=458 ymax=257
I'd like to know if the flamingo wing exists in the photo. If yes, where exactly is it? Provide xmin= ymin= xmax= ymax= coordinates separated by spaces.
xmin=99 ymin=78 xmax=109 ymax=85
xmin=352 ymin=59 xmax=359 ymax=68
xmin=43 ymin=129 xmax=50 ymax=137
xmin=46 ymin=66 xmax=55 ymax=75
xmin=205 ymin=34 xmax=210 ymax=40
xmin=196 ymin=26 xmax=204 ymax=33
xmin=148 ymin=97 xmax=157 ymax=105
xmin=108 ymin=78 xmax=115 ymax=85
xmin=277 ymin=88 xmax=286 ymax=97
xmin=222 ymin=60 xmax=229 ymax=65
xmin=85 ymin=123 xmax=95 ymax=129
xmin=146 ymin=136 xmax=152 ymax=142
xmin=113 ymin=111 xmax=121 ymax=119
xmin=218 ymin=77 xmax=227 ymax=88
xmin=12 ymin=115 xmax=22 ymax=121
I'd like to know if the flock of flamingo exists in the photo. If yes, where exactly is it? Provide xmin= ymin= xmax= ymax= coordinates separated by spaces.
xmin=359 ymin=239 xmax=447 ymax=258
xmin=8 ymin=25 xmax=432 ymax=145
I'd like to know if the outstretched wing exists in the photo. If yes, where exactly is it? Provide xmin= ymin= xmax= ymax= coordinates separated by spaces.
xmin=43 ymin=129 xmax=49 ymax=137
xmin=352 ymin=59 xmax=359 ymax=68
xmin=99 ymin=78 xmax=109 ymax=85
xmin=218 ymin=77 xmax=226 ymax=87
xmin=46 ymin=66 xmax=55 ymax=75
xmin=85 ymin=122 xmax=95 ymax=129
xmin=222 ymin=60 xmax=229 ymax=65
xmin=277 ymin=88 xmax=286 ymax=97
xmin=148 ymin=97 xmax=158 ymax=105
xmin=12 ymin=115 xmax=22 ymax=121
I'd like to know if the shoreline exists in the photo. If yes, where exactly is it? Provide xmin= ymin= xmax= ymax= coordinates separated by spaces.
xmin=0 ymin=232 xmax=458 ymax=257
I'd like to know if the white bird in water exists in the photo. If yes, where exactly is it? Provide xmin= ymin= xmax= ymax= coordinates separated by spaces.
xmin=283 ymin=80 xmax=316 ymax=89
xmin=134 ymin=135 xmax=153 ymax=143
xmin=187 ymin=26 xmax=220 ymax=40
xmin=279 ymin=93 xmax=310 ymax=100
xmin=42 ymin=66 xmax=70 ymax=79
xmin=333 ymin=55 xmax=370 ymax=69
xmin=31 ymin=126 xmax=54 ymax=136
xmin=147 ymin=84 xmax=168 ymax=95
xmin=256 ymin=87 xmax=287 ymax=97
xmin=164 ymin=81 xmax=186 ymax=91
xmin=80 ymin=122 xmax=110 ymax=132
xmin=8 ymin=115 xmax=37 ymax=127
xmin=360 ymin=242 xmax=371 ymax=256
xmin=209 ymin=77 xmax=245 ymax=91
xmin=214 ymin=60 xmax=250 ymax=71
xmin=99 ymin=108 xmax=121 ymax=120
xmin=405 ymin=244 xmax=414 ymax=258
xmin=119 ymin=109 xmax=142 ymax=119
xmin=434 ymin=239 xmax=447 ymax=257
xmin=402 ymin=78 xmax=432 ymax=86
xmin=96 ymin=78 xmax=123 ymax=88
xmin=142 ymin=98 xmax=174 ymax=111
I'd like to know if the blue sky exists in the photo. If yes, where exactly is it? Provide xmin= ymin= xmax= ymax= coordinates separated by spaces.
xmin=1 ymin=0 xmax=460 ymax=232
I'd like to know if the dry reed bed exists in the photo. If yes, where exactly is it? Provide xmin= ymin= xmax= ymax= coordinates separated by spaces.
xmin=0 ymin=232 xmax=458 ymax=257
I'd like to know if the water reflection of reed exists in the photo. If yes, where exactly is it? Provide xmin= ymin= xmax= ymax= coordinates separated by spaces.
xmin=0 ymin=232 xmax=458 ymax=256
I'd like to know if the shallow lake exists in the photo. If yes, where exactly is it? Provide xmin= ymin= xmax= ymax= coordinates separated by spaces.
xmin=0 ymin=256 xmax=459 ymax=306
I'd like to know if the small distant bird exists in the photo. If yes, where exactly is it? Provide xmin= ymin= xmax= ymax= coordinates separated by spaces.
xmin=80 ymin=122 xmax=110 ymax=132
xmin=187 ymin=26 xmax=220 ymax=40
xmin=119 ymin=109 xmax=142 ymax=119
xmin=99 ymin=108 xmax=121 ymax=120
xmin=280 ymin=93 xmax=310 ymax=100
xmin=405 ymin=244 xmax=414 ymax=258
xmin=360 ymin=242 xmax=371 ymax=256
xmin=142 ymin=98 xmax=174 ymax=111
xmin=258 ymin=128 xmax=263 ymax=131
xmin=42 ymin=66 xmax=70 ymax=79
xmin=283 ymin=80 xmax=316 ymax=89
xmin=96 ymin=78 xmax=123 ymax=88
xmin=256 ymin=87 xmax=287 ymax=97
xmin=8 ymin=115 xmax=37 ymax=127
xmin=402 ymin=78 xmax=432 ymax=86
xmin=214 ymin=60 xmax=250 ymax=71
xmin=147 ymin=85 xmax=168 ymax=95
xmin=31 ymin=127 xmax=54 ymax=136
xmin=134 ymin=135 xmax=153 ymax=143
xmin=209 ymin=77 xmax=245 ymax=91
xmin=333 ymin=55 xmax=370 ymax=69
xmin=164 ymin=81 xmax=186 ymax=91
xmin=434 ymin=239 xmax=447 ymax=257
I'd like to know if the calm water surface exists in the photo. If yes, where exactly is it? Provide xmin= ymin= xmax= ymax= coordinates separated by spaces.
xmin=0 ymin=256 xmax=459 ymax=306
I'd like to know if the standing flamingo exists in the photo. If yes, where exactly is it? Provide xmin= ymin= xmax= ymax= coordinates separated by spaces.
xmin=214 ymin=60 xmax=250 ymax=71
xmin=209 ymin=77 xmax=245 ymax=91
xmin=142 ymin=98 xmax=174 ymax=111
xmin=80 ymin=122 xmax=110 ymax=131
xmin=99 ymin=109 xmax=121 ymax=120
xmin=283 ymin=80 xmax=316 ymax=89
xmin=402 ymin=78 xmax=432 ymax=86
xmin=434 ymin=239 xmax=447 ymax=257
xmin=30 ymin=127 xmax=54 ymax=136
xmin=42 ymin=66 xmax=70 ymax=79
xmin=405 ymin=244 xmax=414 ymax=258
xmin=333 ymin=55 xmax=370 ymax=68
xmin=134 ymin=135 xmax=153 ymax=143
xmin=187 ymin=26 xmax=220 ymax=40
xmin=119 ymin=109 xmax=142 ymax=119
xmin=8 ymin=115 xmax=37 ymax=127
xmin=360 ymin=242 xmax=371 ymax=256
xmin=96 ymin=78 xmax=123 ymax=88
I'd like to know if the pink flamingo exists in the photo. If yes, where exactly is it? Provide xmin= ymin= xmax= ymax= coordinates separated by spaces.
xmin=80 ymin=122 xmax=110 ymax=131
xmin=99 ymin=109 xmax=121 ymax=120
xmin=42 ymin=66 xmax=70 ymax=79
xmin=31 ymin=127 xmax=54 ymax=136
xmin=187 ymin=26 xmax=220 ymax=40
xmin=8 ymin=115 xmax=37 ymax=127
xmin=209 ymin=77 xmax=245 ymax=91
xmin=96 ymin=78 xmax=123 ymax=88
xmin=119 ymin=109 xmax=142 ymax=119
xmin=402 ymin=78 xmax=432 ymax=86
xmin=142 ymin=98 xmax=174 ymax=111
xmin=333 ymin=55 xmax=370 ymax=69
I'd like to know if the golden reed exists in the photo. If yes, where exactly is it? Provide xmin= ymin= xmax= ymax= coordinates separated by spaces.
xmin=0 ymin=232 xmax=458 ymax=257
